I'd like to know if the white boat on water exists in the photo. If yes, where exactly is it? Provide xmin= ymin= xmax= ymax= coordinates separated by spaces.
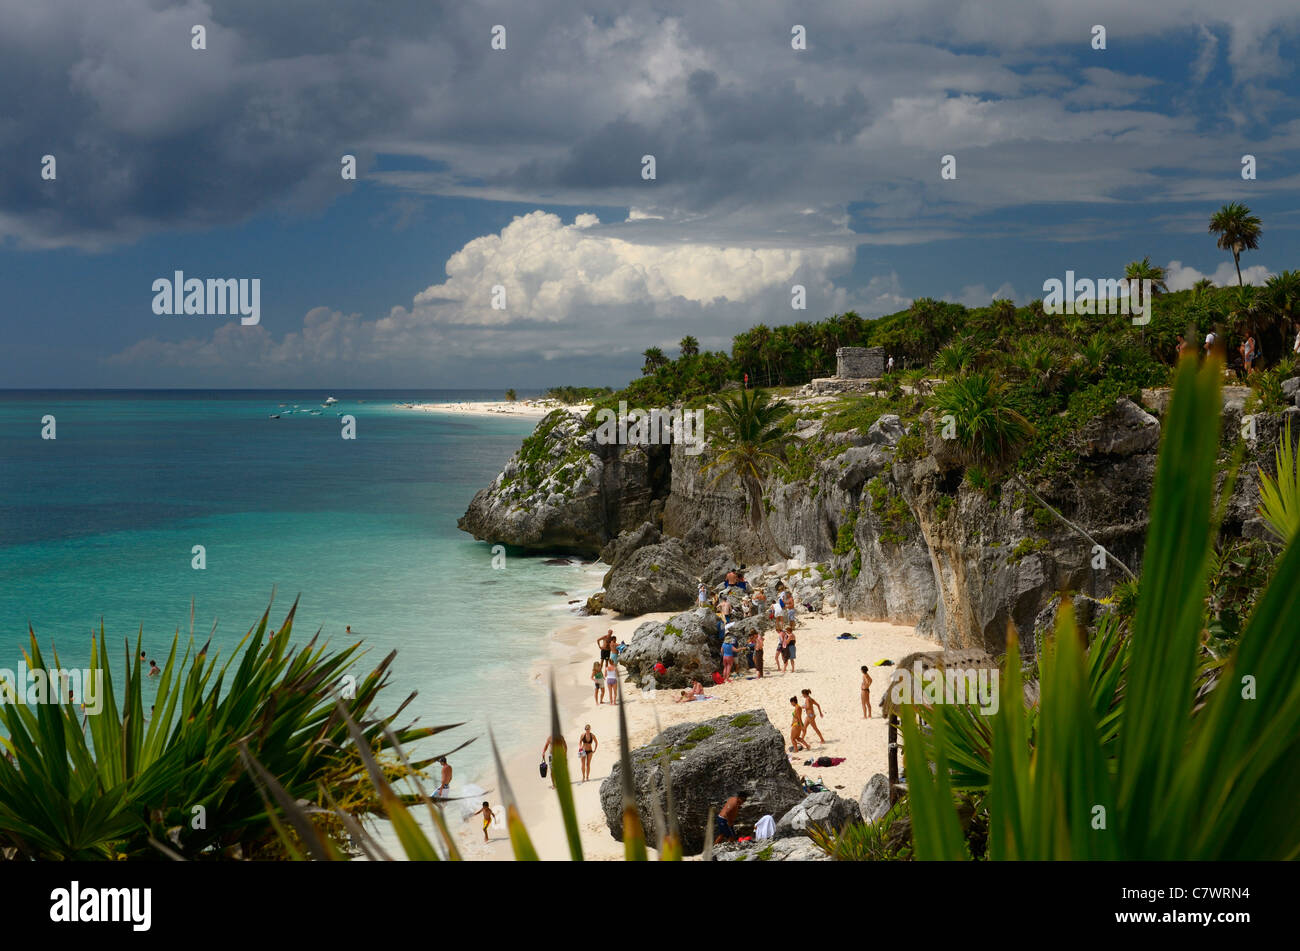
xmin=323 ymin=396 xmax=339 ymax=405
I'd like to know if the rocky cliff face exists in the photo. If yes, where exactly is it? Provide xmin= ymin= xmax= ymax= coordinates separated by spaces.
xmin=460 ymin=397 xmax=1297 ymax=653
xmin=457 ymin=410 xmax=671 ymax=556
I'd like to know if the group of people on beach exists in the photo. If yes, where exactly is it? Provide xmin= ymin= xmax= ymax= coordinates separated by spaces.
xmin=591 ymin=630 xmax=622 ymax=703
xmin=697 ymin=570 xmax=802 ymax=684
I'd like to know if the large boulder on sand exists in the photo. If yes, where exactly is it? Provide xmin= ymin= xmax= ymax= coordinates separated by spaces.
xmin=859 ymin=773 xmax=891 ymax=823
xmin=599 ymin=709 xmax=805 ymax=855
xmin=619 ymin=608 xmax=719 ymax=688
xmin=776 ymin=791 xmax=863 ymax=838
xmin=602 ymin=539 xmax=698 ymax=614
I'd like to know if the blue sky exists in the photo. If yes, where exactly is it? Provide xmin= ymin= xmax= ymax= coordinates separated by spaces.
xmin=1 ymin=0 xmax=1298 ymax=388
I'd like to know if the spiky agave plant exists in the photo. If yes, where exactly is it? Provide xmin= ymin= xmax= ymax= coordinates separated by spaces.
xmin=0 ymin=598 xmax=440 ymax=859
xmin=901 ymin=353 xmax=1300 ymax=859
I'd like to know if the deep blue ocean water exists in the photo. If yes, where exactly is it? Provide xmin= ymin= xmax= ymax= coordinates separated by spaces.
xmin=0 ymin=389 xmax=598 ymax=784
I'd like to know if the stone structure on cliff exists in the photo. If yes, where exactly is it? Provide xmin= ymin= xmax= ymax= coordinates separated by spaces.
xmin=836 ymin=346 xmax=886 ymax=379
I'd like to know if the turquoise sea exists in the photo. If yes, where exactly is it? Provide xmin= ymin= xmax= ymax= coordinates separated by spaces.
xmin=0 ymin=390 xmax=597 ymax=785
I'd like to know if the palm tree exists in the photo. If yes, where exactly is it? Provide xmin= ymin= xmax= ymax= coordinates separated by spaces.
xmin=1264 ymin=270 xmax=1300 ymax=338
xmin=702 ymin=388 xmax=791 ymax=558
xmin=1192 ymin=278 xmax=1215 ymax=297
xmin=931 ymin=371 xmax=1136 ymax=580
xmin=641 ymin=347 xmax=668 ymax=375
xmin=679 ymin=336 xmax=699 ymax=358
xmin=1208 ymin=202 xmax=1262 ymax=287
xmin=1125 ymin=257 xmax=1169 ymax=309
xmin=1228 ymin=286 xmax=1262 ymax=339
xmin=505 ymin=388 xmax=517 ymax=402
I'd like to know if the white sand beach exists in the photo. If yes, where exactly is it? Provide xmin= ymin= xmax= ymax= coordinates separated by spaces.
xmin=398 ymin=400 xmax=591 ymax=419
xmin=446 ymin=603 xmax=940 ymax=861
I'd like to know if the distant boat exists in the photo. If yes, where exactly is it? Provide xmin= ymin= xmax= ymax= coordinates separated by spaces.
xmin=323 ymin=396 xmax=339 ymax=406
xmin=269 ymin=414 xmax=280 ymax=419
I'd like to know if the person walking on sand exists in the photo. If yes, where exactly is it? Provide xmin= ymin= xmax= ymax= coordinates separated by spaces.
xmin=468 ymin=802 xmax=495 ymax=842
xmin=605 ymin=657 xmax=619 ymax=703
xmin=542 ymin=734 xmax=566 ymax=788
xmin=578 ymin=724 xmax=598 ymax=782
xmin=435 ymin=756 xmax=452 ymax=798
xmin=801 ymin=688 xmax=826 ymax=745
xmin=861 ymin=666 xmax=874 ymax=718
xmin=592 ymin=661 xmax=606 ymax=704
xmin=789 ymin=697 xmax=811 ymax=753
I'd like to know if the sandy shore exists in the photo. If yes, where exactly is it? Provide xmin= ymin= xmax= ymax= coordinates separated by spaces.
xmin=397 ymin=400 xmax=591 ymax=419
xmin=444 ymin=601 xmax=940 ymax=861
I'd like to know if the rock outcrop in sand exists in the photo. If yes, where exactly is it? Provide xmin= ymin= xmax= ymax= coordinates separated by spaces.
xmin=598 ymin=709 xmax=805 ymax=855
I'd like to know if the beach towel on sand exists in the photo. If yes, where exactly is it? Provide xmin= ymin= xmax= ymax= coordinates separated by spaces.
xmin=755 ymin=815 xmax=776 ymax=840
xmin=805 ymin=756 xmax=846 ymax=767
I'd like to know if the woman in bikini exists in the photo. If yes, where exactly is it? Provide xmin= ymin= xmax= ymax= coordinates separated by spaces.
xmin=604 ymin=657 xmax=619 ymax=703
xmin=800 ymin=688 xmax=825 ymax=745
xmin=861 ymin=665 xmax=873 ymax=718
xmin=592 ymin=661 xmax=606 ymax=704
xmin=789 ymin=696 xmax=810 ymax=753
xmin=578 ymin=724 xmax=598 ymax=782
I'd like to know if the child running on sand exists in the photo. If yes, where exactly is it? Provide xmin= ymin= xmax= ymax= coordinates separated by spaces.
xmin=789 ymin=696 xmax=811 ymax=753
xmin=861 ymin=666 xmax=873 ymax=718
xmin=592 ymin=661 xmax=605 ymax=704
xmin=469 ymin=802 xmax=495 ymax=842
xmin=801 ymin=688 xmax=826 ymax=745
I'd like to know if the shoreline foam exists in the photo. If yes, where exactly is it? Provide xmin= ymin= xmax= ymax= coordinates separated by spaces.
xmin=397 ymin=400 xmax=591 ymax=420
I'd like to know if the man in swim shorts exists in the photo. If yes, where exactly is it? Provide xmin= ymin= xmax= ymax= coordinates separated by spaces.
xmin=714 ymin=791 xmax=748 ymax=844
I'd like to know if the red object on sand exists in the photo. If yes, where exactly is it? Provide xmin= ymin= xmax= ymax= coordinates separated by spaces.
xmin=654 ymin=662 xmax=667 ymax=674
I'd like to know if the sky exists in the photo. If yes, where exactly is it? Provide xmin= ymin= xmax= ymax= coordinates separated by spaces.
xmin=1 ymin=0 xmax=1298 ymax=389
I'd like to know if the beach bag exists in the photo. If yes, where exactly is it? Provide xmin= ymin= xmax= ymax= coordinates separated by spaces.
xmin=816 ymin=755 xmax=833 ymax=767
xmin=539 ymin=761 xmax=548 ymax=779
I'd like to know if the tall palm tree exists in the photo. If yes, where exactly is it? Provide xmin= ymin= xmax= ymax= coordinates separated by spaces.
xmin=931 ymin=371 xmax=1136 ymax=580
xmin=1208 ymin=202 xmax=1262 ymax=287
xmin=1124 ymin=257 xmax=1169 ymax=309
xmin=678 ymin=335 xmax=699 ymax=358
xmin=702 ymin=388 xmax=791 ymax=558
xmin=641 ymin=347 xmax=668 ymax=375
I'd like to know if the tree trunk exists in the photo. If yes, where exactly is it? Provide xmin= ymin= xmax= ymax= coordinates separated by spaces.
xmin=1013 ymin=475 xmax=1137 ymax=581
xmin=745 ymin=475 xmax=790 ymax=560
xmin=1234 ymin=250 xmax=1243 ymax=287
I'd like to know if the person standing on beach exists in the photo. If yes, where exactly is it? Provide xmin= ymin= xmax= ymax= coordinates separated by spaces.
xmin=578 ymin=724 xmax=598 ymax=782
xmin=861 ymin=666 xmax=874 ymax=718
xmin=597 ymin=630 xmax=613 ymax=663
xmin=752 ymin=630 xmax=765 ymax=678
xmin=789 ymin=697 xmax=810 ymax=753
xmin=714 ymin=791 xmax=748 ymax=844
xmin=801 ymin=688 xmax=826 ymax=745
xmin=721 ymin=637 xmax=737 ymax=681
xmin=605 ymin=657 xmax=619 ymax=703
xmin=698 ymin=582 xmax=709 ymax=606
xmin=592 ymin=661 xmax=606 ymax=704
xmin=542 ymin=734 xmax=566 ymax=789
xmin=435 ymin=756 xmax=452 ymax=797
xmin=785 ymin=626 xmax=798 ymax=673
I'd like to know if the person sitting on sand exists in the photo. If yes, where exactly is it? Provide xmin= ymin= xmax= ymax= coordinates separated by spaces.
xmin=675 ymin=681 xmax=706 ymax=702
xmin=468 ymin=802 xmax=495 ymax=842
xmin=578 ymin=724 xmax=598 ymax=782
xmin=801 ymin=688 xmax=826 ymax=745
xmin=604 ymin=657 xmax=619 ymax=703
xmin=592 ymin=661 xmax=606 ymax=704
xmin=861 ymin=666 xmax=873 ymax=719
xmin=789 ymin=697 xmax=811 ymax=752
xmin=714 ymin=791 xmax=748 ymax=844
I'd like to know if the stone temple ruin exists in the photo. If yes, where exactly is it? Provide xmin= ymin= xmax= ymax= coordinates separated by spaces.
xmin=801 ymin=346 xmax=887 ymax=396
